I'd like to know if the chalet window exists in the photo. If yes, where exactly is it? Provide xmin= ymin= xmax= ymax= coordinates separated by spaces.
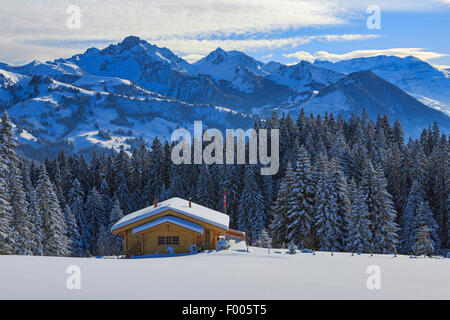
xmin=158 ymin=236 xmax=180 ymax=246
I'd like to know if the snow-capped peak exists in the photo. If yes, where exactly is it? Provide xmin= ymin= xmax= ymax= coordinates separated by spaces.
xmin=191 ymin=48 xmax=267 ymax=82
xmin=313 ymin=55 xmax=450 ymax=115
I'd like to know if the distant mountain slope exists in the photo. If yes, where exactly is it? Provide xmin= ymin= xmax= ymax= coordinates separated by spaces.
xmin=314 ymin=56 xmax=450 ymax=115
xmin=190 ymin=48 xmax=268 ymax=85
xmin=291 ymin=71 xmax=450 ymax=137
xmin=0 ymin=36 xmax=449 ymax=154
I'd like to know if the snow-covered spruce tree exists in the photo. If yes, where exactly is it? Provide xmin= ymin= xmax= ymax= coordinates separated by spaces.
xmin=255 ymin=228 xmax=272 ymax=249
xmin=195 ymin=164 xmax=215 ymax=209
xmin=345 ymin=180 xmax=373 ymax=253
xmin=129 ymin=148 xmax=143 ymax=210
xmin=168 ymin=161 xmax=188 ymax=199
xmin=400 ymin=180 xmax=427 ymax=254
xmin=414 ymin=200 xmax=439 ymax=254
xmin=270 ymin=162 xmax=295 ymax=247
xmin=0 ymin=112 xmax=18 ymax=167
xmin=261 ymin=174 xmax=275 ymax=226
xmin=413 ymin=226 xmax=434 ymax=257
xmin=287 ymin=147 xmax=315 ymax=249
xmin=329 ymin=159 xmax=351 ymax=250
xmin=328 ymin=131 xmax=355 ymax=179
xmin=52 ymin=165 xmax=66 ymax=208
xmin=20 ymin=162 xmax=43 ymax=255
xmin=427 ymin=133 xmax=449 ymax=249
xmin=313 ymin=154 xmax=343 ymax=252
xmin=89 ymin=149 xmax=106 ymax=191
xmin=0 ymin=112 xmax=16 ymax=254
xmin=11 ymin=174 xmax=34 ymax=255
xmin=99 ymin=179 xmax=112 ymax=217
xmin=370 ymin=116 xmax=389 ymax=167
xmin=0 ymin=161 xmax=14 ymax=254
xmin=113 ymin=149 xmax=132 ymax=214
xmin=447 ymin=194 xmax=450 ymax=249
xmin=219 ymin=165 xmax=242 ymax=228
xmin=63 ymin=205 xmax=83 ymax=257
xmin=237 ymin=165 xmax=265 ymax=245
xmin=384 ymin=144 xmax=403 ymax=215
xmin=0 ymin=114 xmax=35 ymax=255
xmin=96 ymin=225 xmax=112 ymax=256
xmin=375 ymin=163 xmax=400 ymax=255
xmin=288 ymin=241 xmax=298 ymax=254
xmin=68 ymin=178 xmax=88 ymax=254
xmin=109 ymin=198 xmax=124 ymax=256
xmin=27 ymin=182 xmax=44 ymax=255
xmin=147 ymin=137 xmax=164 ymax=200
xmin=360 ymin=162 xmax=399 ymax=254
xmin=85 ymin=187 xmax=106 ymax=253
xmin=349 ymin=134 xmax=369 ymax=182
xmin=36 ymin=164 xmax=70 ymax=256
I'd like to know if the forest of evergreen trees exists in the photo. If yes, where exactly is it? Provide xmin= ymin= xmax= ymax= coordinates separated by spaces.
xmin=0 ymin=109 xmax=448 ymax=257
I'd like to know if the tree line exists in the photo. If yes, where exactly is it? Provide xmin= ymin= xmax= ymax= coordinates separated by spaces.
xmin=0 ymin=109 xmax=448 ymax=257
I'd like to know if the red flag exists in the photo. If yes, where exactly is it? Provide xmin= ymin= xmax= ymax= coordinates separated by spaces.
xmin=224 ymin=190 xmax=227 ymax=209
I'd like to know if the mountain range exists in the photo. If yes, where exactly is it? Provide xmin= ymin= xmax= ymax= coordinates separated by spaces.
xmin=0 ymin=35 xmax=449 ymax=156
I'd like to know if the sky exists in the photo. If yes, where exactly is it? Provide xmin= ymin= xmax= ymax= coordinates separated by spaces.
xmin=1 ymin=0 xmax=449 ymax=66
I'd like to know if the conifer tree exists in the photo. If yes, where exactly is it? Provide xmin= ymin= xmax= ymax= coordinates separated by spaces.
xmin=0 ymin=113 xmax=35 ymax=255
xmin=270 ymin=162 xmax=295 ymax=247
xmin=0 ymin=167 xmax=14 ymax=254
xmin=114 ymin=149 xmax=132 ymax=214
xmin=400 ymin=180 xmax=425 ymax=253
xmin=36 ymin=165 xmax=70 ymax=256
xmin=345 ymin=180 xmax=372 ymax=253
xmin=85 ymin=187 xmax=105 ymax=252
xmin=415 ymin=200 xmax=439 ymax=253
xmin=237 ymin=166 xmax=265 ymax=244
xmin=11 ymin=176 xmax=34 ymax=255
xmin=287 ymin=147 xmax=315 ymax=249
xmin=28 ymin=187 xmax=43 ymax=256
xmin=0 ymin=112 xmax=16 ymax=254
xmin=63 ymin=205 xmax=83 ymax=257
xmin=195 ymin=164 xmax=216 ymax=208
xmin=256 ymin=229 xmax=272 ymax=250
xmin=109 ymin=198 xmax=125 ymax=256
xmin=68 ymin=178 xmax=88 ymax=254
xmin=330 ymin=159 xmax=351 ymax=249
xmin=361 ymin=162 xmax=399 ymax=253
xmin=313 ymin=154 xmax=342 ymax=251
xmin=219 ymin=165 xmax=242 ymax=227
xmin=147 ymin=137 xmax=164 ymax=199
xmin=96 ymin=225 xmax=112 ymax=256
xmin=413 ymin=226 xmax=434 ymax=257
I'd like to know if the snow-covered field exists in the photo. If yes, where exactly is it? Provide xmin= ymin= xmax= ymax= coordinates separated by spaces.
xmin=1 ymin=241 xmax=449 ymax=300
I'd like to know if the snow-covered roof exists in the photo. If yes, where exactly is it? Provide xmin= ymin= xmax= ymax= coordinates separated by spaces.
xmin=111 ymin=197 xmax=229 ymax=231
xmin=132 ymin=216 xmax=204 ymax=235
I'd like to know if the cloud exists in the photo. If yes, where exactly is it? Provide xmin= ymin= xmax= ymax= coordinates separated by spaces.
xmin=154 ymin=34 xmax=380 ymax=58
xmin=0 ymin=0 xmax=346 ymax=41
xmin=0 ymin=40 xmax=81 ymax=65
xmin=261 ymin=54 xmax=274 ymax=60
xmin=338 ymin=0 xmax=448 ymax=12
xmin=432 ymin=0 xmax=450 ymax=5
xmin=284 ymin=48 xmax=449 ymax=63
xmin=284 ymin=51 xmax=316 ymax=62
xmin=0 ymin=0 xmax=446 ymax=64
xmin=0 ymin=0 xmax=446 ymax=45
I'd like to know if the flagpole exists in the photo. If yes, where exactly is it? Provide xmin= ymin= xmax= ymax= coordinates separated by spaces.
xmin=224 ymin=190 xmax=227 ymax=215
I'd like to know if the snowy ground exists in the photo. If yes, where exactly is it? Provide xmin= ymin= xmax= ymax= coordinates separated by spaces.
xmin=1 ymin=241 xmax=449 ymax=300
